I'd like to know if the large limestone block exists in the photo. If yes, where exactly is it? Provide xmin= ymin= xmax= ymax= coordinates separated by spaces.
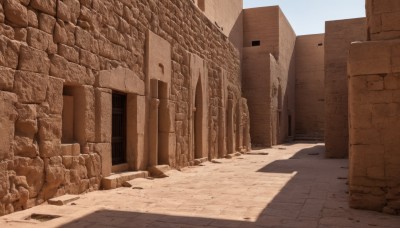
xmin=58 ymin=44 xmax=79 ymax=63
xmin=85 ymin=153 xmax=101 ymax=178
xmin=0 ymin=35 xmax=20 ymax=69
xmin=27 ymin=27 xmax=57 ymax=53
xmin=64 ymin=0 xmax=80 ymax=24
xmin=13 ymin=136 xmax=39 ymax=158
xmin=4 ymin=0 xmax=28 ymax=27
xmin=15 ymin=104 xmax=38 ymax=138
xmin=0 ymin=66 xmax=15 ymax=91
xmin=50 ymin=55 xmax=94 ymax=85
xmin=38 ymin=115 xmax=62 ymax=158
xmin=41 ymin=156 xmax=65 ymax=200
xmin=75 ymin=86 xmax=95 ymax=144
xmin=97 ymin=68 xmax=145 ymax=95
xmin=80 ymin=49 xmax=100 ymax=70
xmin=14 ymin=157 xmax=44 ymax=198
xmin=0 ymin=92 xmax=17 ymax=161
xmin=94 ymin=143 xmax=111 ymax=177
xmin=47 ymin=77 xmax=64 ymax=114
xmin=0 ymin=162 xmax=9 ymax=199
xmin=18 ymin=45 xmax=50 ymax=74
xmin=95 ymin=88 xmax=111 ymax=143
xmin=13 ymin=71 xmax=48 ymax=104
xmin=348 ymin=41 xmax=397 ymax=76
xmin=75 ymin=27 xmax=98 ymax=54
xmin=38 ymin=13 xmax=56 ymax=34
xmin=30 ymin=0 xmax=56 ymax=16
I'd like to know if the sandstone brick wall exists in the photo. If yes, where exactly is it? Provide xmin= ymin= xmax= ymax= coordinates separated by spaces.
xmin=194 ymin=0 xmax=243 ymax=51
xmin=366 ymin=0 xmax=400 ymax=40
xmin=295 ymin=34 xmax=325 ymax=140
xmin=243 ymin=6 xmax=295 ymax=147
xmin=324 ymin=18 xmax=367 ymax=158
xmin=348 ymin=0 xmax=400 ymax=214
xmin=348 ymin=40 xmax=400 ymax=215
xmin=0 ymin=0 xmax=244 ymax=216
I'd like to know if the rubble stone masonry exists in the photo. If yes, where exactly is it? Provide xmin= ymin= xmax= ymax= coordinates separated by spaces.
xmin=0 ymin=0 xmax=247 ymax=216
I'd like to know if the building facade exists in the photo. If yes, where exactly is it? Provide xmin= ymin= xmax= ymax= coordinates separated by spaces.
xmin=0 ymin=0 xmax=250 ymax=216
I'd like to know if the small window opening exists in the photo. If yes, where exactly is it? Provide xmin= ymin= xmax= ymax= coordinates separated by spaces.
xmin=318 ymin=43 xmax=323 ymax=46
xmin=252 ymin=40 xmax=261 ymax=46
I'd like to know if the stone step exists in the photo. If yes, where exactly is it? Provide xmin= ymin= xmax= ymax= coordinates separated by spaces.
xmin=102 ymin=171 xmax=149 ymax=190
xmin=48 ymin=194 xmax=80 ymax=206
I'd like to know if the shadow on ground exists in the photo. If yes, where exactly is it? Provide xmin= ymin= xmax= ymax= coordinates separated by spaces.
xmin=53 ymin=143 xmax=400 ymax=228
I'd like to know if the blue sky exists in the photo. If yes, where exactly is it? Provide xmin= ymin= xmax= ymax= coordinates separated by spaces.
xmin=243 ymin=0 xmax=366 ymax=35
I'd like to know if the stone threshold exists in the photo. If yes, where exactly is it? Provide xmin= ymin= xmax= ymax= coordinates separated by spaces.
xmin=102 ymin=171 xmax=149 ymax=190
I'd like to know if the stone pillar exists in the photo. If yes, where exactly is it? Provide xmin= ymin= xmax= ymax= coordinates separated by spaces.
xmin=148 ymin=97 xmax=160 ymax=167
xmin=227 ymin=99 xmax=235 ymax=154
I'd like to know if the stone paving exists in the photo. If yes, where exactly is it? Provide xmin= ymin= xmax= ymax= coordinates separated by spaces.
xmin=1 ymin=143 xmax=399 ymax=228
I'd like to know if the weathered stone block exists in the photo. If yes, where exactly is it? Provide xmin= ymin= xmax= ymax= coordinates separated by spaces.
xmin=30 ymin=0 xmax=56 ymax=16
xmin=14 ymin=157 xmax=44 ymax=198
xmin=80 ymin=49 xmax=100 ymax=70
xmin=75 ymin=27 xmax=98 ymax=54
xmin=0 ymin=92 xmax=17 ymax=161
xmin=27 ymin=10 xmax=38 ymax=28
xmin=50 ymin=55 xmax=94 ymax=85
xmin=47 ymin=77 xmax=64 ymax=114
xmin=97 ymin=68 xmax=145 ymax=95
xmin=0 ymin=36 xmax=20 ymax=69
xmin=38 ymin=115 xmax=62 ymax=141
xmin=0 ymin=4 xmax=4 ymax=23
xmin=54 ymin=20 xmax=68 ymax=44
xmin=95 ymin=88 xmax=112 ymax=143
xmin=4 ymin=0 xmax=28 ymax=27
xmin=0 ymin=66 xmax=15 ymax=91
xmin=94 ymin=143 xmax=111 ymax=177
xmin=15 ymin=104 xmax=38 ymax=137
xmin=63 ymin=0 xmax=80 ymax=24
xmin=61 ymin=143 xmax=80 ymax=156
xmin=18 ymin=45 xmax=50 ymax=74
xmin=27 ymin=27 xmax=56 ymax=52
xmin=58 ymin=44 xmax=79 ymax=63
xmin=56 ymin=0 xmax=71 ymax=22
xmin=13 ymin=71 xmax=48 ymax=104
xmin=85 ymin=153 xmax=101 ymax=178
xmin=13 ymin=136 xmax=39 ymax=158
xmin=39 ymin=140 xmax=61 ymax=158
xmin=348 ymin=41 xmax=392 ymax=76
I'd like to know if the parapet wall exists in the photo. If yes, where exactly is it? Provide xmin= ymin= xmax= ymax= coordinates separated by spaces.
xmin=0 ymin=0 xmax=246 ymax=216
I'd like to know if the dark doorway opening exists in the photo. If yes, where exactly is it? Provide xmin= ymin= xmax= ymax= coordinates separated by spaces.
xmin=112 ymin=92 xmax=127 ymax=165
xmin=158 ymin=81 xmax=169 ymax=165
xmin=288 ymin=115 xmax=292 ymax=137
xmin=194 ymin=78 xmax=203 ymax=159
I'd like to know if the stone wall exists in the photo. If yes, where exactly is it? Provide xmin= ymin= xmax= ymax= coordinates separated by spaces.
xmin=242 ymin=6 xmax=295 ymax=147
xmin=348 ymin=0 xmax=400 ymax=214
xmin=0 ymin=0 xmax=247 ymax=216
xmin=295 ymin=34 xmax=325 ymax=140
xmin=324 ymin=18 xmax=367 ymax=158
xmin=193 ymin=0 xmax=243 ymax=51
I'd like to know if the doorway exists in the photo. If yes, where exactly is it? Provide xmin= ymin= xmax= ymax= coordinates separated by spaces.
xmin=112 ymin=92 xmax=127 ymax=165
xmin=194 ymin=79 xmax=203 ymax=159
